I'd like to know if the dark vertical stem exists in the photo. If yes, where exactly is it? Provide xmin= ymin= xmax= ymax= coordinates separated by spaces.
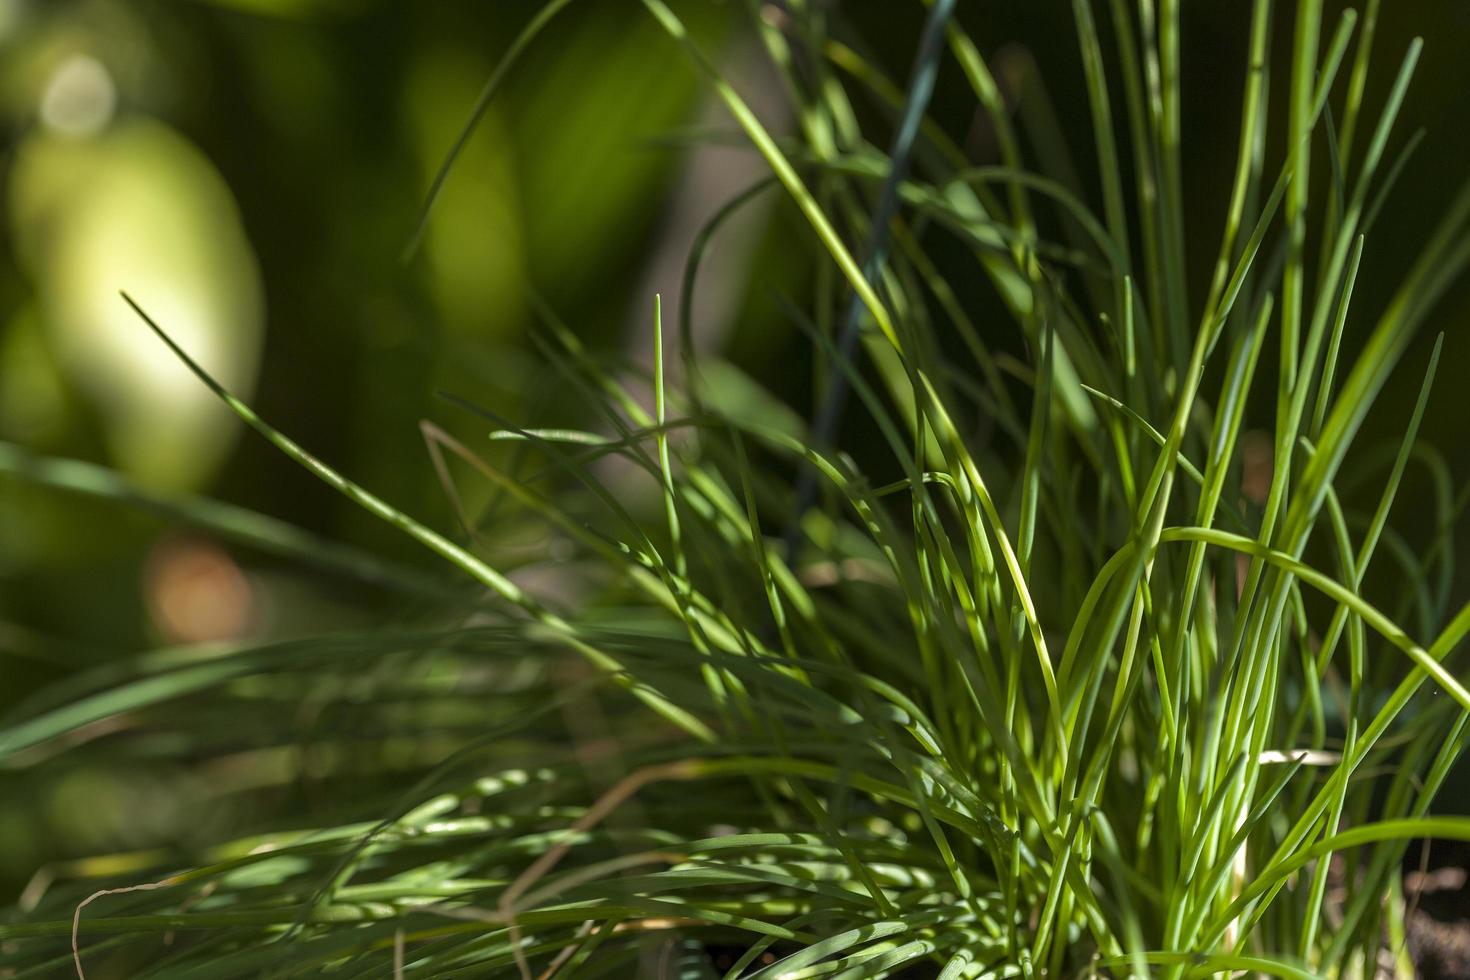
xmin=784 ymin=0 xmax=957 ymax=561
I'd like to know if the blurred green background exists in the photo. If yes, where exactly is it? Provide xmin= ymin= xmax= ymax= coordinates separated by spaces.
xmin=2 ymin=0 xmax=1468 ymax=898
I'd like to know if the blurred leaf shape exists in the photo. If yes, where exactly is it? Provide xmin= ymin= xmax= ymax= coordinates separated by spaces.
xmin=8 ymin=116 xmax=264 ymax=490
xmin=177 ymin=0 xmax=371 ymax=20
xmin=404 ymin=45 xmax=525 ymax=337
xmin=0 ymin=305 xmax=70 ymax=445
xmin=506 ymin=5 xmax=715 ymax=288
xmin=694 ymin=359 xmax=804 ymax=439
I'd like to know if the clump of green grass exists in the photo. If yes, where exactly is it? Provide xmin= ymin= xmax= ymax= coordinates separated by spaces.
xmin=6 ymin=1 xmax=1470 ymax=977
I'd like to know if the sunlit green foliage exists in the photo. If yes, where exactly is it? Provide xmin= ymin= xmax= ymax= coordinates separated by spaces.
xmin=5 ymin=1 xmax=1470 ymax=977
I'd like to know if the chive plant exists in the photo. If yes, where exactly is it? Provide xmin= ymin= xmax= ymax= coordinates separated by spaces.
xmin=5 ymin=1 xmax=1470 ymax=977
